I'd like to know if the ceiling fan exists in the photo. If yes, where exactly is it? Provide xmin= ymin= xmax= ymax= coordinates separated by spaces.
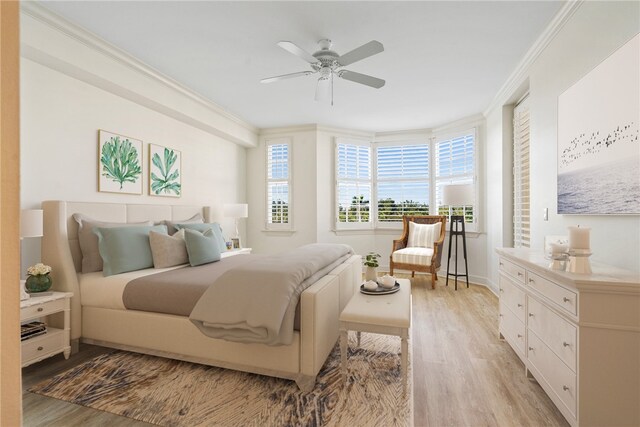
xmin=261 ymin=39 xmax=385 ymax=105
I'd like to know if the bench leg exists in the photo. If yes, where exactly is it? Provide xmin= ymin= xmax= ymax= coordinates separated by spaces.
xmin=340 ymin=328 xmax=348 ymax=385
xmin=356 ymin=331 xmax=361 ymax=347
xmin=401 ymin=329 xmax=409 ymax=394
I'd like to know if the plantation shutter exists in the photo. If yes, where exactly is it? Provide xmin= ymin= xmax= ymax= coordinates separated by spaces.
xmin=266 ymin=141 xmax=291 ymax=227
xmin=376 ymin=144 xmax=430 ymax=222
xmin=513 ymin=96 xmax=530 ymax=248
xmin=435 ymin=131 xmax=476 ymax=224
xmin=336 ymin=141 xmax=372 ymax=226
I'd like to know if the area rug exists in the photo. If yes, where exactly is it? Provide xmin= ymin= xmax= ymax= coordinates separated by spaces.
xmin=30 ymin=334 xmax=413 ymax=426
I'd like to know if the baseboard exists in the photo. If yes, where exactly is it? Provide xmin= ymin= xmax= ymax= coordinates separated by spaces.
xmin=376 ymin=263 xmax=494 ymax=294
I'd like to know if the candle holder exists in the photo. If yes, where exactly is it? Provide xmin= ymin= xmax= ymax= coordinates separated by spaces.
xmin=567 ymin=249 xmax=592 ymax=274
xmin=547 ymin=253 xmax=569 ymax=271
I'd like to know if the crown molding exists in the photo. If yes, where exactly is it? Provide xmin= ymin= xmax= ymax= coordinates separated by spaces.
xmin=259 ymin=124 xmax=374 ymax=139
xmin=20 ymin=1 xmax=259 ymax=137
xmin=483 ymin=0 xmax=584 ymax=116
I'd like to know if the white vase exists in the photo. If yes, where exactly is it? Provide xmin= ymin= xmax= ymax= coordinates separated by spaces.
xmin=365 ymin=266 xmax=378 ymax=282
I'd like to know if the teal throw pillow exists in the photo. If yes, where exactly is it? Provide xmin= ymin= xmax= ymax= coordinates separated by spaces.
xmin=175 ymin=222 xmax=226 ymax=253
xmin=94 ymin=225 xmax=168 ymax=277
xmin=183 ymin=228 xmax=222 ymax=266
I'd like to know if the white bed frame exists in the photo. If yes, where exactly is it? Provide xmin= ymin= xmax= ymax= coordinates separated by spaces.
xmin=42 ymin=200 xmax=361 ymax=391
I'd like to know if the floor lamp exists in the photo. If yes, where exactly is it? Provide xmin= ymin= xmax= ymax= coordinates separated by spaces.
xmin=442 ymin=184 xmax=473 ymax=290
xmin=223 ymin=203 xmax=248 ymax=248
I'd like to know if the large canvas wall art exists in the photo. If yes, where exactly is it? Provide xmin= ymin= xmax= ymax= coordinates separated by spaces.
xmin=98 ymin=130 xmax=143 ymax=195
xmin=557 ymin=34 xmax=639 ymax=214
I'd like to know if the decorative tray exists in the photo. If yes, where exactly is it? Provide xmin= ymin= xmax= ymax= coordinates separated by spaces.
xmin=360 ymin=281 xmax=401 ymax=295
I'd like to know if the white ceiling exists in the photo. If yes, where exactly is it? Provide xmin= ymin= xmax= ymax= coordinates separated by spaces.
xmin=41 ymin=1 xmax=563 ymax=132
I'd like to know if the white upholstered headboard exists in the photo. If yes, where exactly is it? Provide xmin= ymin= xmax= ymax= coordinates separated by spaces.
xmin=41 ymin=200 xmax=213 ymax=344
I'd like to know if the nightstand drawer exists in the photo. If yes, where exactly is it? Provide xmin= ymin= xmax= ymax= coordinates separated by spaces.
xmin=21 ymin=329 xmax=65 ymax=364
xmin=527 ymin=272 xmax=577 ymax=316
xmin=499 ymin=258 xmax=526 ymax=284
xmin=21 ymin=298 xmax=66 ymax=321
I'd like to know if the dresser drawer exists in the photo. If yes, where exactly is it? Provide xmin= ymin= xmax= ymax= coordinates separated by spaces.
xmin=20 ymin=298 xmax=66 ymax=321
xmin=527 ymin=272 xmax=577 ymax=316
xmin=499 ymin=258 xmax=526 ymax=284
xmin=21 ymin=329 xmax=65 ymax=364
xmin=527 ymin=331 xmax=577 ymax=418
xmin=500 ymin=305 xmax=526 ymax=356
xmin=527 ymin=297 xmax=577 ymax=372
xmin=499 ymin=275 xmax=526 ymax=322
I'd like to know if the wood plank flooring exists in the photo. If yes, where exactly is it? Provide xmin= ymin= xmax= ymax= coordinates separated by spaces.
xmin=21 ymin=275 xmax=568 ymax=427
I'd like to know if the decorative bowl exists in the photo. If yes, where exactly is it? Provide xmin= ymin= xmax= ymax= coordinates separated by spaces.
xmin=379 ymin=274 xmax=396 ymax=288
xmin=363 ymin=280 xmax=378 ymax=291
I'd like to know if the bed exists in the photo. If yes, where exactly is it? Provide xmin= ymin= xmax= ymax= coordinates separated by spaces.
xmin=41 ymin=200 xmax=361 ymax=391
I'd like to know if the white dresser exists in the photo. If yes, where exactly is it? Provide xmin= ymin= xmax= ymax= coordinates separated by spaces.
xmin=496 ymin=248 xmax=640 ymax=427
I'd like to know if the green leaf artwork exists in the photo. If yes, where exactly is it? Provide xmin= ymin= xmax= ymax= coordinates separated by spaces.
xmin=150 ymin=146 xmax=181 ymax=196
xmin=100 ymin=136 xmax=142 ymax=190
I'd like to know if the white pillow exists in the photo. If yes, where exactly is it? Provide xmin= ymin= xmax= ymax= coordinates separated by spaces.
xmin=149 ymin=228 xmax=189 ymax=268
xmin=407 ymin=222 xmax=441 ymax=249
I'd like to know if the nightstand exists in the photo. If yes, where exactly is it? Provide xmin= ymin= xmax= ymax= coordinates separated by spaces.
xmin=221 ymin=247 xmax=252 ymax=258
xmin=20 ymin=291 xmax=72 ymax=367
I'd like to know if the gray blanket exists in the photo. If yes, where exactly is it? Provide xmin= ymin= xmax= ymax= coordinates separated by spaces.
xmin=189 ymin=243 xmax=353 ymax=346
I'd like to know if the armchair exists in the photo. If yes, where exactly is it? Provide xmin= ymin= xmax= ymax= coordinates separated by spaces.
xmin=389 ymin=215 xmax=447 ymax=289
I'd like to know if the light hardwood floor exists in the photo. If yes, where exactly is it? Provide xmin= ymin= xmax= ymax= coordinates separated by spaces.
xmin=22 ymin=274 xmax=568 ymax=427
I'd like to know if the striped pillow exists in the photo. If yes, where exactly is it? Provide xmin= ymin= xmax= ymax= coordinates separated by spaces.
xmin=407 ymin=222 xmax=441 ymax=249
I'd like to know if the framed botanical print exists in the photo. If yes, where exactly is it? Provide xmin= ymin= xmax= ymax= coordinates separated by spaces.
xmin=98 ymin=130 xmax=143 ymax=195
xmin=149 ymin=144 xmax=182 ymax=197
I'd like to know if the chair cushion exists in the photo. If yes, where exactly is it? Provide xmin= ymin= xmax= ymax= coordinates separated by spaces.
xmin=392 ymin=247 xmax=434 ymax=266
xmin=407 ymin=221 xmax=441 ymax=249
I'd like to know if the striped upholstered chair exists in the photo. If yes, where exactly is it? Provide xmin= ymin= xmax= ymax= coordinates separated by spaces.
xmin=389 ymin=215 xmax=447 ymax=289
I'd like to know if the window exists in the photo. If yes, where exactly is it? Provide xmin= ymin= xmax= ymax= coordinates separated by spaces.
xmin=376 ymin=143 xmax=430 ymax=223
xmin=513 ymin=96 xmax=530 ymax=247
xmin=333 ymin=128 xmax=478 ymax=230
xmin=335 ymin=140 xmax=372 ymax=228
xmin=435 ymin=130 xmax=476 ymax=226
xmin=266 ymin=139 xmax=291 ymax=229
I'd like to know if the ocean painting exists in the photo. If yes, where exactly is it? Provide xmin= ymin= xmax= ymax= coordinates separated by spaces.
xmin=557 ymin=34 xmax=639 ymax=214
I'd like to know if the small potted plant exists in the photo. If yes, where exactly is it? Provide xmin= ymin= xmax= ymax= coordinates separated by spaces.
xmin=363 ymin=252 xmax=381 ymax=281
xmin=25 ymin=263 xmax=53 ymax=293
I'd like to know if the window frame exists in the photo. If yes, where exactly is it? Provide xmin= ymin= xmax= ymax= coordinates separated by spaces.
xmin=433 ymin=128 xmax=478 ymax=232
xmin=265 ymin=137 xmax=292 ymax=231
xmin=334 ymin=137 xmax=373 ymax=230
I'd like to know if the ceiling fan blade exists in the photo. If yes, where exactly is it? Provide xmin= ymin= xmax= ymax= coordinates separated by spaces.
xmin=277 ymin=41 xmax=318 ymax=64
xmin=338 ymin=70 xmax=385 ymax=89
xmin=261 ymin=71 xmax=313 ymax=84
xmin=337 ymin=40 xmax=384 ymax=66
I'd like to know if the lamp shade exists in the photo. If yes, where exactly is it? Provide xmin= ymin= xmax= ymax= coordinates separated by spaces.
xmin=442 ymin=184 xmax=474 ymax=206
xmin=20 ymin=209 xmax=43 ymax=238
xmin=223 ymin=203 xmax=248 ymax=218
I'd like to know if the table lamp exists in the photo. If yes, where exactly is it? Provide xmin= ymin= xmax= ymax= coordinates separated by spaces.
xmin=223 ymin=203 xmax=248 ymax=247
xmin=20 ymin=209 xmax=44 ymax=300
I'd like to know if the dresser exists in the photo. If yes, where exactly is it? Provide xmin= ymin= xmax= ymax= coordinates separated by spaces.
xmin=496 ymin=248 xmax=640 ymax=427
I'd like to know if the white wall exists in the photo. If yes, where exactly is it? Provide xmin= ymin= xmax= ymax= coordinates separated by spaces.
xmin=20 ymin=10 xmax=253 ymax=274
xmin=485 ymin=1 xmax=640 ymax=288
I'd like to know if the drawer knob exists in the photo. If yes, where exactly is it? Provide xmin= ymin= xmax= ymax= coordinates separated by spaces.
xmin=563 ymin=385 xmax=569 ymax=392
xmin=499 ymin=262 xmax=504 ymax=266
xmin=528 ymin=278 xmax=534 ymax=283
xmin=499 ymin=288 xmax=504 ymax=293
xmin=37 ymin=307 xmax=44 ymax=312
xmin=37 ymin=346 xmax=43 ymax=351
xmin=517 ymin=272 xmax=523 ymax=277
xmin=528 ymin=313 xmax=534 ymax=317
xmin=563 ymin=297 xmax=571 ymax=303
xmin=528 ymin=346 xmax=534 ymax=351
xmin=517 ymin=303 xmax=523 ymax=308
xmin=499 ymin=314 xmax=503 ymax=318
xmin=563 ymin=342 xmax=570 ymax=347
xmin=517 ymin=334 xmax=523 ymax=338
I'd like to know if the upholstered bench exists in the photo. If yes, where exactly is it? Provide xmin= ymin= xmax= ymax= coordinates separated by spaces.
xmin=339 ymin=278 xmax=411 ymax=392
